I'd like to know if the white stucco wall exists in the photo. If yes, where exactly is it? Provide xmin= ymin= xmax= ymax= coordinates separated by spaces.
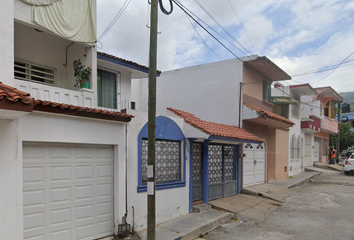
xmin=14 ymin=0 xmax=32 ymax=26
xmin=0 ymin=0 xmax=14 ymax=86
xmin=3 ymin=112 xmax=129 ymax=237
xmin=0 ymin=119 xmax=22 ymax=239
xmin=125 ymin=110 xmax=189 ymax=232
xmin=137 ymin=58 xmax=243 ymax=126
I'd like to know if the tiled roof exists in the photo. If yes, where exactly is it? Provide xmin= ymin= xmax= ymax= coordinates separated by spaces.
xmin=167 ymin=107 xmax=263 ymax=142
xmin=0 ymin=81 xmax=32 ymax=104
xmin=245 ymin=104 xmax=295 ymax=125
xmin=98 ymin=52 xmax=161 ymax=74
xmin=33 ymin=100 xmax=134 ymax=122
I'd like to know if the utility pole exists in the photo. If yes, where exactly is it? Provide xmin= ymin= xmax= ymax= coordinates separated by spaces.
xmin=147 ymin=0 xmax=158 ymax=239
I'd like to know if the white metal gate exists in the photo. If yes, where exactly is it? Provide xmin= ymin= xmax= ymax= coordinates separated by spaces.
xmin=314 ymin=138 xmax=320 ymax=162
xmin=23 ymin=143 xmax=114 ymax=240
xmin=304 ymin=133 xmax=312 ymax=167
xmin=243 ymin=143 xmax=265 ymax=187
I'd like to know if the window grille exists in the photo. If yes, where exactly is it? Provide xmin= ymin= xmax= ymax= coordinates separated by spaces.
xmin=14 ymin=59 xmax=55 ymax=86
xmin=141 ymin=139 xmax=181 ymax=184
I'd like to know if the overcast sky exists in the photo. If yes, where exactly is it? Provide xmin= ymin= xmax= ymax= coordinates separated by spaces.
xmin=97 ymin=0 xmax=354 ymax=93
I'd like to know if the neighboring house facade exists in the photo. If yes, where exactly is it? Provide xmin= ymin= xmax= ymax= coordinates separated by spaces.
xmin=242 ymin=56 xmax=295 ymax=182
xmin=272 ymin=83 xmax=318 ymax=176
xmin=309 ymin=87 xmax=342 ymax=163
xmin=0 ymin=1 xmax=144 ymax=239
xmin=130 ymin=58 xmax=263 ymax=230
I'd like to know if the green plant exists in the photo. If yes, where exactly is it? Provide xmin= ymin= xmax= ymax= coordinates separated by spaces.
xmin=73 ymin=59 xmax=91 ymax=86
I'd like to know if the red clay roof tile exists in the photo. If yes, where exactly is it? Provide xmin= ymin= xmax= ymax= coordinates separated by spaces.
xmin=167 ymin=107 xmax=263 ymax=142
xmin=33 ymin=100 xmax=134 ymax=122
xmin=0 ymin=81 xmax=32 ymax=104
xmin=245 ymin=104 xmax=295 ymax=125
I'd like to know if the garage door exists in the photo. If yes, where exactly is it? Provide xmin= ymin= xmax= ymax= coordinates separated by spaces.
xmin=23 ymin=143 xmax=114 ymax=240
xmin=243 ymin=143 xmax=265 ymax=187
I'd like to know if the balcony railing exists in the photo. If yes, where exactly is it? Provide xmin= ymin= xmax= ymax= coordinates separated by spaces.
xmin=14 ymin=79 xmax=94 ymax=108
xmin=321 ymin=116 xmax=339 ymax=134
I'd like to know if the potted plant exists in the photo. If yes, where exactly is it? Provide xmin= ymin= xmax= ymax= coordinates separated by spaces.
xmin=73 ymin=59 xmax=91 ymax=89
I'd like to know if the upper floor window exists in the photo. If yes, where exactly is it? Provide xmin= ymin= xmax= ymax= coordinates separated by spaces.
xmin=14 ymin=59 xmax=55 ymax=86
xmin=97 ymin=68 xmax=117 ymax=109
xmin=291 ymin=93 xmax=300 ymax=118
xmin=263 ymin=80 xmax=271 ymax=102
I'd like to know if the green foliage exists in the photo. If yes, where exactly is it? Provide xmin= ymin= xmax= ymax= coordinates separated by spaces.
xmin=73 ymin=59 xmax=91 ymax=81
xmin=339 ymin=122 xmax=354 ymax=151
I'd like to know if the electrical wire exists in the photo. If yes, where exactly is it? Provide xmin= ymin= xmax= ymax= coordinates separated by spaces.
xmin=171 ymin=0 xmax=243 ymax=61
xmin=193 ymin=0 xmax=252 ymax=57
xmin=98 ymin=0 xmax=132 ymax=41
xmin=186 ymin=14 xmax=224 ymax=60
xmin=227 ymin=0 xmax=256 ymax=54
xmin=292 ymin=60 xmax=354 ymax=78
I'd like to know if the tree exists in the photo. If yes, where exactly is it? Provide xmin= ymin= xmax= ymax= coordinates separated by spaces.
xmin=339 ymin=122 xmax=354 ymax=151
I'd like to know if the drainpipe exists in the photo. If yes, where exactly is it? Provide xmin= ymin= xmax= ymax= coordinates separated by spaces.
xmin=124 ymin=123 xmax=128 ymax=221
xmin=239 ymin=82 xmax=243 ymax=128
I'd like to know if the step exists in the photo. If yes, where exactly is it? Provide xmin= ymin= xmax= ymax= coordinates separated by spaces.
xmin=193 ymin=203 xmax=211 ymax=213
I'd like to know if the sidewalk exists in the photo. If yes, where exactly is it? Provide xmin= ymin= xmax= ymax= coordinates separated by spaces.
xmin=132 ymin=169 xmax=324 ymax=240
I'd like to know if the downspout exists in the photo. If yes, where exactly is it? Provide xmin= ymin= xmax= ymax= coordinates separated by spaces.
xmin=124 ymin=123 xmax=128 ymax=222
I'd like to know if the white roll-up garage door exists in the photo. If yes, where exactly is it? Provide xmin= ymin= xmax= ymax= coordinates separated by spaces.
xmin=23 ymin=143 xmax=114 ymax=240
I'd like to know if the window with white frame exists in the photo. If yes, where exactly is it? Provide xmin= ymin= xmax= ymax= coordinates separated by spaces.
xmin=291 ymin=134 xmax=296 ymax=159
xmin=97 ymin=68 xmax=117 ymax=109
xmin=141 ymin=139 xmax=181 ymax=184
xmin=14 ymin=59 xmax=55 ymax=85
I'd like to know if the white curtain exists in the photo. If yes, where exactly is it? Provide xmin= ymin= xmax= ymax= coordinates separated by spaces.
xmin=21 ymin=0 xmax=59 ymax=5
xmin=32 ymin=0 xmax=96 ymax=43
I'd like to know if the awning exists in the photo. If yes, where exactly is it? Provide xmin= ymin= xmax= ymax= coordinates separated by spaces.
xmin=167 ymin=107 xmax=263 ymax=143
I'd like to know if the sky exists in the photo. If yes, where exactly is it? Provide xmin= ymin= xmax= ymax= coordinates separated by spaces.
xmin=97 ymin=0 xmax=354 ymax=93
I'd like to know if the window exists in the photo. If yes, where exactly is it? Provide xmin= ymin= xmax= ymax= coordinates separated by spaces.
xmin=141 ymin=139 xmax=181 ymax=185
xmin=14 ymin=59 xmax=55 ymax=85
xmin=263 ymin=80 xmax=271 ymax=102
xmin=291 ymin=134 xmax=296 ymax=159
xmin=291 ymin=93 xmax=300 ymax=118
xmin=297 ymin=136 xmax=302 ymax=160
xmin=97 ymin=69 xmax=117 ymax=109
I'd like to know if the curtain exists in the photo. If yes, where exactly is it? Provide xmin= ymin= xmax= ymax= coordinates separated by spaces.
xmin=22 ymin=0 xmax=59 ymax=5
xmin=32 ymin=0 xmax=96 ymax=43
xmin=98 ymin=70 xmax=117 ymax=109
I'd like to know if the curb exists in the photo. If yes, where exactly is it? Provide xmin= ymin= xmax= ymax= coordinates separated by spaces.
xmin=286 ymin=172 xmax=320 ymax=189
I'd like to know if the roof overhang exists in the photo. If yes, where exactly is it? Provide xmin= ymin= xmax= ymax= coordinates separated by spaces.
xmin=244 ymin=56 xmax=291 ymax=81
xmin=98 ymin=52 xmax=161 ymax=79
xmin=315 ymin=86 xmax=343 ymax=102
xmin=290 ymin=83 xmax=317 ymax=96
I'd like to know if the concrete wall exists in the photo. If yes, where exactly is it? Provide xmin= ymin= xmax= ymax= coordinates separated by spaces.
xmin=125 ymin=110 xmax=189 ymax=231
xmin=275 ymin=128 xmax=290 ymax=180
xmin=137 ymin=58 xmax=243 ymax=126
xmin=243 ymin=67 xmax=263 ymax=101
xmin=0 ymin=0 xmax=14 ymax=86
xmin=0 ymin=119 xmax=22 ymax=239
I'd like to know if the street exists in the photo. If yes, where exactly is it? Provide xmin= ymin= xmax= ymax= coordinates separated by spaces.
xmin=201 ymin=171 xmax=354 ymax=240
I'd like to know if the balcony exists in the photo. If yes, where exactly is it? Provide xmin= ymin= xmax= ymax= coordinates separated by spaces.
xmin=301 ymin=115 xmax=321 ymax=133
xmin=321 ymin=116 xmax=339 ymax=134
xmin=14 ymin=79 xmax=95 ymax=108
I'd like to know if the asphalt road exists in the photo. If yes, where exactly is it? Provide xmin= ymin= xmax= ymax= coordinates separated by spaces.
xmin=202 ymin=171 xmax=354 ymax=240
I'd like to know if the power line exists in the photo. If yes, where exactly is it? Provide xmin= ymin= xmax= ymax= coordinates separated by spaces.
xmin=193 ymin=0 xmax=252 ymax=56
xmin=185 ymin=14 xmax=224 ymax=60
xmin=171 ymin=0 xmax=243 ymax=61
xmin=292 ymin=59 xmax=354 ymax=77
xmin=308 ymin=50 xmax=354 ymax=84
xmin=227 ymin=0 xmax=256 ymax=54
xmin=98 ymin=0 xmax=132 ymax=41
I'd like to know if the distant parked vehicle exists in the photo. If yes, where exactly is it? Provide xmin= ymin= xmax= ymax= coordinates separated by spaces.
xmin=344 ymin=153 xmax=354 ymax=175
